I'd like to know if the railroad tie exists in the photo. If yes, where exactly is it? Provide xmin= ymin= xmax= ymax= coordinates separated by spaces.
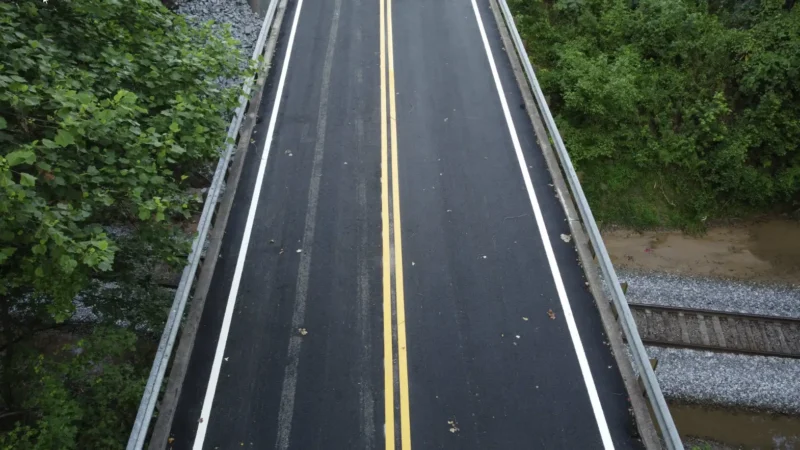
xmin=697 ymin=314 xmax=711 ymax=346
xmin=711 ymin=315 xmax=727 ymax=348
xmin=678 ymin=312 xmax=690 ymax=344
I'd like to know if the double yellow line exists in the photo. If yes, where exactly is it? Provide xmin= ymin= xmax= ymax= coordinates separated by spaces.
xmin=380 ymin=0 xmax=412 ymax=446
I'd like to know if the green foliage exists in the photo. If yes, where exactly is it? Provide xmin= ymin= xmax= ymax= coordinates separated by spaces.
xmin=0 ymin=0 xmax=250 ymax=447
xmin=1 ymin=0 xmax=246 ymax=310
xmin=509 ymin=0 xmax=800 ymax=228
xmin=0 ymin=327 xmax=150 ymax=450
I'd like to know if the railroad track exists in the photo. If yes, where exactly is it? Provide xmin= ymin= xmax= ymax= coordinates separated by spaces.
xmin=628 ymin=303 xmax=800 ymax=359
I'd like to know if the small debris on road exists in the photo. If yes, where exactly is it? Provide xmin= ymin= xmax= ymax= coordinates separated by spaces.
xmin=547 ymin=309 xmax=556 ymax=320
xmin=296 ymin=249 xmax=302 ymax=253
xmin=298 ymin=328 xmax=308 ymax=336
xmin=522 ymin=317 xmax=529 ymax=321
xmin=447 ymin=419 xmax=460 ymax=433
xmin=269 ymin=239 xmax=275 ymax=244
xmin=560 ymin=234 xmax=571 ymax=243
xmin=515 ymin=335 xmax=520 ymax=339
xmin=279 ymin=248 xmax=284 ymax=255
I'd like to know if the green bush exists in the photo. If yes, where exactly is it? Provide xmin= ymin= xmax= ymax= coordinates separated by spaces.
xmin=0 ymin=327 xmax=150 ymax=450
xmin=509 ymin=0 xmax=800 ymax=228
xmin=0 ymin=0 xmax=249 ymax=446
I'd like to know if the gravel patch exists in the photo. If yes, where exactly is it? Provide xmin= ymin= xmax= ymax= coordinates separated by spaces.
xmin=618 ymin=269 xmax=800 ymax=319
xmin=644 ymin=346 xmax=800 ymax=415
xmin=177 ymin=0 xmax=263 ymax=61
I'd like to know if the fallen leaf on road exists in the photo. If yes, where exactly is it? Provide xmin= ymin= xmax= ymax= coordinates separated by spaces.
xmin=547 ymin=309 xmax=556 ymax=320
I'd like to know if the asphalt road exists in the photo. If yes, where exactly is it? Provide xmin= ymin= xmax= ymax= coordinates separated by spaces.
xmin=168 ymin=0 xmax=644 ymax=448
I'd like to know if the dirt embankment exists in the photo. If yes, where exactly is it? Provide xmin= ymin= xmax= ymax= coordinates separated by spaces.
xmin=603 ymin=219 xmax=800 ymax=285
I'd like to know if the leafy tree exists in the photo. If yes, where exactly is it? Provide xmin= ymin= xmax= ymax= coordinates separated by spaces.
xmin=0 ymin=0 xmax=250 ymax=446
xmin=510 ymin=0 xmax=800 ymax=228
xmin=0 ymin=327 xmax=149 ymax=450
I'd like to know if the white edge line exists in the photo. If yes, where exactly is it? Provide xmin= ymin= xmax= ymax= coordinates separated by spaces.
xmin=192 ymin=0 xmax=306 ymax=447
xmin=467 ymin=0 xmax=615 ymax=447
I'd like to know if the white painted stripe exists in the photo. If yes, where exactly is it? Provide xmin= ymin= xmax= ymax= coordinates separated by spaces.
xmin=467 ymin=0 xmax=615 ymax=448
xmin=192 ymin=0 xmax=306 ymax=447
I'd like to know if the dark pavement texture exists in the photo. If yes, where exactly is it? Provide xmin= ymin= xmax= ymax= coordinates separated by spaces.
xmin=168 ymin=0 xmax=643 ymax=448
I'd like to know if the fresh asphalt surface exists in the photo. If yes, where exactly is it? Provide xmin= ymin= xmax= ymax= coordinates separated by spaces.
xmin=168 ymin=0 xmax=644 ymax=448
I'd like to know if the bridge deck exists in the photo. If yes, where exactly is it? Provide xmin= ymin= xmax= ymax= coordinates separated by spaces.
xmin=167 ymin=0 xmax=642 ymax=447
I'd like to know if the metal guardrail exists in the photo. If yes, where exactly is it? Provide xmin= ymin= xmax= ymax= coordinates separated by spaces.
xmin=126 ymin=1 xmax=280 ymax=447
xmin=494 ymin=1 xmax=684 ymax=448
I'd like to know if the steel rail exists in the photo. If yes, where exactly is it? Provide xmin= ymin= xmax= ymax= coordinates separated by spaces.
xmin=629 ymin=302 xmax=800 ymax=359
xmin=629 ymin=302 xmax=800 ymax=325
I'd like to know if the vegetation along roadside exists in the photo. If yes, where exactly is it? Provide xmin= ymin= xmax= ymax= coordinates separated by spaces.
xmin=508 ymin=0 xmax=799 ymax=230
xmin=0 ymin=0 xmax=251 ymax=447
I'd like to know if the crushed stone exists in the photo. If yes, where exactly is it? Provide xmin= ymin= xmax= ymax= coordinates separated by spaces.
xmin=644 ymin=346 xmax=800 ymax=415
xmin=618 ymin=269 xmax=800 ymax=319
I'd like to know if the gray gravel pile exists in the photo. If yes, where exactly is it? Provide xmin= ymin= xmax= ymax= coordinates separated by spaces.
xmin=177 ymin=0 xmax=263 ymax=65
xmin=645 ymin=346 xmax=800 ymax=415
xmin=618 ymin=269 xmax=800 ymax=318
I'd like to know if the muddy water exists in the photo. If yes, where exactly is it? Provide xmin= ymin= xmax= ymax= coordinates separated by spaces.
xmin=670 ymin=403 xmax=800 ymax=449
xmin=603 ymin=219 xmax=800 ymax=285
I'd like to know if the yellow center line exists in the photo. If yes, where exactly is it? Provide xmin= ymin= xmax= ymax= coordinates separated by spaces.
xmin=386 ymin=0 xmax=413 ymax=446
xmin=379 ymin=0 xmax=396 ymax=446
xmin=381 ymin=0 xmax=411 ymax=446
